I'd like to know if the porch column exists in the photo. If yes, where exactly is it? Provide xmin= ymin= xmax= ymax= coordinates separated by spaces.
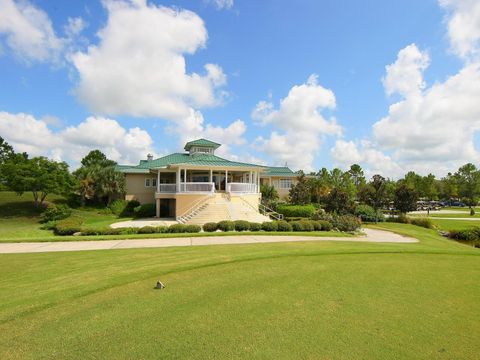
xmin=225 ymin=170 xmax=229 ymax=192
xmin=155 ymin=198 xmax=160 ymax=218
xmin=176 ymin=168 xmax=180 ymax=192
xmin=269 ymin=177 xmax=272 ymax=186
xmin=209 ymin=169 xmax=213 ymax=183
xmin=249 ymin=171 xmax=253 ymax=184
xmin=257 ymin=171 xmax=260 ymax=192
xmin=157 ymin=170 xmax=160 ymax=193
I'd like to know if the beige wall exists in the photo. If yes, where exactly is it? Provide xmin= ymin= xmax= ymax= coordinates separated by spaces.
xmin=261 ymin=176 xmax=298 ymax=200
xmin=125 ymin=173 xmax=156 ymax=204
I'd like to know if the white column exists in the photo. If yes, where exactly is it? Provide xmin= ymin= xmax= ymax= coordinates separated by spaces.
xmin=176 ymin=168 xmax=180 ymax=192
xmin=155 ymin=198 xmax=160 ymax=218
xmin=209 ymin=169 xmax=213 ymax=183
xmin=249 ymin=171 xmax=253 ymax=184
xmin=225 ymin=170 xmax=229 ymax=192
xmin=257 ymin=171 xmax=260 ymax=192
xmin=157 ymin=170 xmax=160 ymax=193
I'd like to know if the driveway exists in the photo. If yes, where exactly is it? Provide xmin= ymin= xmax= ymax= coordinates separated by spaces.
xmin=0 ymin=229 xmax=417 ymax=254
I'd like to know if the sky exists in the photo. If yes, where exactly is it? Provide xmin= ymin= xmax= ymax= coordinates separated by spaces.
xmin=0 ymin=0 xmax=479 ymax=178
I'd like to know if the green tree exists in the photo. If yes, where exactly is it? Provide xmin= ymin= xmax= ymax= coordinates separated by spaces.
xmin=289 ymin=172 xmax=311 ymax=205
xmin=324 ymin=188 xmax=355 ymax=215
xmin=95 ymin=166 xmax=126 ymax=205
xmin=358 ymin=174 xmax=391 ymax=222
xmin=80 ymin=149 xmax=116 ymax=168
xmin=260 ymin=184 xmax=279 ymax=208
xmin=2 ymin=156 xmax=73 ymax=207
xmin=349 ymin=164 xmax=366 ymax=189
xmin=0 ymin=136 xmax=15 ymax=165
xmin=394 ymin=182 xmax=418 ymax=215
xmin=455 ymin=163 xmax=480 ymax=214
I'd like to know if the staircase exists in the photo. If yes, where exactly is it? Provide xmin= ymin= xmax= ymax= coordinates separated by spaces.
xmin=183 ymin=193 xmax=271 ymax=225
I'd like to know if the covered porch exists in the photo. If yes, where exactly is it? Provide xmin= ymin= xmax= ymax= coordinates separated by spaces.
xmin=153 ymin=166 xmax=262 ymax=195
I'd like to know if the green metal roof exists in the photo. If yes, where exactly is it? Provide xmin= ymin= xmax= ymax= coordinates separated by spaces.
xmin=263 ymin=166 xmax=297 ymax=177
xmin=117 ymin=152 xmax=265 ymax=173
xmin=184 ymin=138 xmax=221 ymax=151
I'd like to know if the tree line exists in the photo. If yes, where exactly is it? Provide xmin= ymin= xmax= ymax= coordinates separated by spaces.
xmin=0 ymin=136 xmax=125 ymax=207
xmin=263 ymin=163 xmax=480 ymax=216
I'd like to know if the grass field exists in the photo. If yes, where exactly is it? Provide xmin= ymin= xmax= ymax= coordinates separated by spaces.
xmin=430 ymin=218 xmax=480 ymax=231
xmin=0 ymin=192 xmax=133 ymax=241
xmin=0 ymin=223 xmax=479 ymax=359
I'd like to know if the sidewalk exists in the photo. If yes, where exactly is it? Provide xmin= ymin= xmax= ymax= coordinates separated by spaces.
xmin=0 ymin=229 xmax=417 ymax=254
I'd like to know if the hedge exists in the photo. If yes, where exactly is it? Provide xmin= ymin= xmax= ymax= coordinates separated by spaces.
xmin=332 ymin=215 xmax=362 ymax=232
xmin=355 ymin=204 xmax=385 ymax=222
xmin=54 ymin=217 xmax=83 ymax=235
xmin=262 ymin=221 xmax=278 ymax=232
xmin=249 ymin=222 xmax=262 ymax=231
xmin=217 ymin=220 xmax=235 ymax=232
xmin=109 ymin=199 xmax=141 ymax=217
xmin=41 ymin=204 xmax=72 ymax=223
xmin=410 ymin=217 xmax=434 ymax=229
xmin=203 ymin=222 xmax=218 ymax=232
xmin=276 ymin=204 xmax=316 ymax=218
xmin=133 ymin=203 xmax=156 ymax=218
xmin=276 ymin=220 xmax=293 ymax=232
xmin=234 ymin=220 xmax=250 ymax=232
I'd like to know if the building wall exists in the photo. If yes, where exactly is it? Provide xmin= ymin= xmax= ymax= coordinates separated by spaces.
xmin=125 ymin=173 xmax=156 ymax=204
xmin=260 ymin=176 xmax=298 ymax=200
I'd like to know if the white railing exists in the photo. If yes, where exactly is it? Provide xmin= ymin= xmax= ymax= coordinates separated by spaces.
xmin=227 ymin=182 xmax=258 ymax=194
xmin=158 ymin=184 xmax=177 ymax=193
xmin=179 ymin=182 xmax=215 ymax=193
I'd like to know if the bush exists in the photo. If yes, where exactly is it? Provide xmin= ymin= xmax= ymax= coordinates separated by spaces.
xmin=234 ymin=220 xmax=250 ymax=232
xmin=203 ymin=222 xmax=218 ymax=232
xmin=355 ymin=204 xmax=385 ymax=222
xmin=138 ymin=226 xmax=156 ymax=234
xmin=261 ymin=221 xmax=278 ymax=232
xmin=109 ymin=199 xmax=141 ymax=216
xmin=311 ymin=220 xmax=322 ymax=231
xmin=318 ymin=220 xmax=333 ymax=231
xmin=118 ymin=227 xmax=139 ymax=235
xmin=184 ymin=224 xmax=201 ymax=233
xmin=41 ymin=204 xmax=72 ymax=223
xmin=133 ymin=203 xmax=156 ymax=218
xmin=168 ymin=224 xmax=187 ymax=233
xmin=276 ymin=220 xmax=293 ymax=232
xmin=299 ymin=220 xmax=314 ymax=232
xmin=217 ymin=220 xmax=235 ymax=232
xmin=290 ymin=221 xmax=304 ymax=231
xmin=40 ymin=220 xmax=57 ymax=230
xmin=53 ymin=217 xmax=83 ymax=235
xmin=81 ymin=228 xmax=121 ymax=236
xmin=449 ymin=227 xmax=480 ymax=242
xmin=311 ymin=210 xmax=334 ymax=223
xmin=284 ymin=217 xmax=309 ymax=222
xmin=276 ymin=204 xmax=316 ymax=218
xmin=332 ymin=215 xmax=362 ymax=232
xmin=249 ymin=222 xmax=262 ymax=231
xmin=410 ymin=217 xmax=434 ymax=229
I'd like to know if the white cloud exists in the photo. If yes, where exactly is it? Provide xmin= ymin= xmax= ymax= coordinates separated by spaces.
xmin=0 ymin=111 xmax=155 ymax=167
xmin=0 ymin=0 xmax=64 ymax=63
xmin=252 ymin=74 xmax=342 ymax=171
xmin=206 ymin=0 xmax=234 ymax=10
xmin=382 ymin=44 xmax=430 ymax=97
xmin=71 ymin=0 xmax=227 ymax=120
xmin=439 ymin=0 xmax=480 ymax=60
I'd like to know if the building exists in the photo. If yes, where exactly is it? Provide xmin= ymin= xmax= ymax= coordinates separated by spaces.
xmin=117 ymin=139 xmax=298 ymax=223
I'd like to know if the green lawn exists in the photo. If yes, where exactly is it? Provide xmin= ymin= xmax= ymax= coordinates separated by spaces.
xmin=0 ymin=192 xmax=133 ymax=241
xmin=424 ymin=212 xmax=480 ymax=218
xmin=0 ymin=223 xmax=479 ymax=359
xmin=430 ymin=218 xmax=480 ymax=231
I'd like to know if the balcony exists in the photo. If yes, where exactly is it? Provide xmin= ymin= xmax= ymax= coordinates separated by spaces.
xmin=227 ymin=182 xmax=258 ymax=194
xmin=156 ymin=181 xmax=258 ymax=195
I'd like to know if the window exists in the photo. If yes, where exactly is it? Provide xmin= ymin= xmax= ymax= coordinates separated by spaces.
xmin=151 ymin=178 xmax=157 ymax=187
xmin=145 ymin=178 xmax=150 ymax=187
xmin=279 ymin=179 xmax=293 ymax=189
xmin=191 ymin=147 xmax=213 ymax=154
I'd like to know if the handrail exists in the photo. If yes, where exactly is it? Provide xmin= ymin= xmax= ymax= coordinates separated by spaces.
xmin=237 ymin=196 xmax=284 ymax=220
xmin=176 ymin=194 xmax=212 ymax=222
xmin=227 ymin=182 xmax=258 ymax=194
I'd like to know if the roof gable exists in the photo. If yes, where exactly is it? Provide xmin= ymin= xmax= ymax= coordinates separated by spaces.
xmin=184 ymin=138 xmax=221 ymax=151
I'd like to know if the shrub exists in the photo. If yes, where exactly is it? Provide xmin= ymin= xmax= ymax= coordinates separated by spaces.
xmin=118 ymin=227 xmax=139 ymax=235
xmin=333 ymin=215 xmax=362 ymax=232
xmin=81 ymin=228 xmax=121 ymax=236
xmin=276 ymin=204 xmax=316 ymax=218
xmin=41 ymin=204 xmax=72 ymax=223
xmin=109 ymin=199 xmax=141 ymax=216
xmin=234 ymin=220 xmax=250 ymax=232
xmin=318 ymin=220 xmax=333 ymax=231
xmin=299 ymin=220 xmax=314 ymax=232
xmin=184 ymin=224 xmax=201 ymax=233
xmin=40 ymin=220 xmax=57 ymax=230
xmin=355 ymin=204 xmax=385 ymax=222
xmin=53 ymin=217 xmax=83 ymax=235
xmin=133 ymin=203 xmax=156 ymax=218
xmin=276 ymin=220 xmax=293 ymax=232
xmin=249 ymin=222 xmax=262 ymax=231
xmin=290 ymin=221 xmax=304 ymax=231
xmin=168 ymin=224 xmax=187 ymax=233
xmin=311 ymin=210 xmax=334 ymax=223
xmin=311 ymin=220 xmax=322 ymax=231
xmin=203 ymin=222 xmax=218 ymax=232
xmin=410 ymin=217 xmax=434 ymax=229
xmin=138 ymin=226 xmax=156 ymax=234
xmin=449 ymin=227 xmax=480 ymax=242
xmin=284 ymin=217 xmax=309 ymax=222
xmin=261 ymin=221 xmax=278 ymax=232
xmin=217 ymin=220 xmax=235 ymax=232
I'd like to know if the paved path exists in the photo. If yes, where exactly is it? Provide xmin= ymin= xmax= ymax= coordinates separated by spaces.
xmin=0 ymin=229 xmax=417 ymax=254
xmin=426 ymin=217 xmax=480 ymax=221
